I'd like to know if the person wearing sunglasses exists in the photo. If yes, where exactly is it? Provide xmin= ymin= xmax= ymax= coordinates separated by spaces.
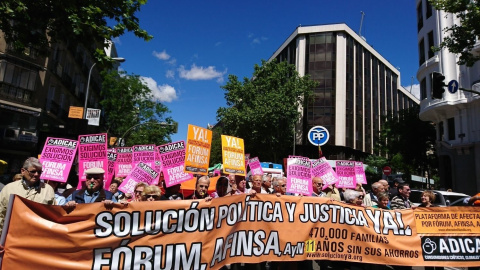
xmin=64 ymin=168 xmax=117 ymax=209
xmin=0 ymin=157 xmax=56 ymax=236
xmin=273 ymin=177 xmax=287 ymax=197
xmin=142 ymin=185 xmax=162 ymax=201
xmin=312 ymin=176 xmax=327 ymax=197
xmin=344 ymin=189 xmax=364 ymax=206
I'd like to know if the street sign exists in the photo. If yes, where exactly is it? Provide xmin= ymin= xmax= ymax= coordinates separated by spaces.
xmin=383 ymin=166 xmax=392 ymax=176
xmin=307 ymin=126 xmax=330 ymax=146
xmin=448 ymin=80 xmax=459 ymax=94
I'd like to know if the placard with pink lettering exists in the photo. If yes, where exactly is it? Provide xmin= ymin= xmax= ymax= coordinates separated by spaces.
xmin=132 ymin=144 xmax=156 ymax=168
xmin=78 ymin=133 xmax=108 ymax=183
xmin=311 ymin=157 xmax=339 ymax=190
xmin=286 ymin=156 xmax=312 ymax=195
xmin=248 ymin=157 xmax=264 ymax=176
xmin=114 ymin=147 xmax=133 ymax=177
xmin=118 ymin=162 xmax=160 ymax=195
xmin=335 ymin=160 xmax=356 ymax=189
xmin=39 ymin=137 xmax=78 ymax=182
xmin=355 ymin=161 xmax=367 ymax=184
xmin=158 ymin=141 xmax=193 ymax=187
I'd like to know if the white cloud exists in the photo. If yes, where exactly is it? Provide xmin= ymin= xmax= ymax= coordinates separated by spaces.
xmin=168 ymin=58 xmax=177 ymax=65
xmin=404 ymin=84 xmax=420 ymax=100
xmin=111 ymin=37 xmax=122 ymax=45
xmin=166 ymin=70 xmax=175 ymax=79
xmin=215 ymin=41 xmax=223 ymax=47
xmin=152 ymin=50 xmax=171 ymax=61
xmin=140 ymin=76 xmax=178 ymax=103
xmin=178 ymin=64 xmax=226 ymax=81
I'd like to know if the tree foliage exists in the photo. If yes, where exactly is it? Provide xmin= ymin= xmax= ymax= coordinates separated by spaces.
xmin=375 ymin=107 xmax=438 ymax=179
xmin=216 ymin=59 xmax=317 ymax=163
xmin=0 ymin=0 xmax=152 ymax=63
xmin=430 ymin=0 xmax=480 ymax=66
xmin=100 ymin=70 xmax=176 ymax=146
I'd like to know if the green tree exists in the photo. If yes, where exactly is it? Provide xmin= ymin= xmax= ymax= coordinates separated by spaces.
xmin=0 ymin=0 xmax=152 ymax=62
xmin=375 ymin=107 xmax=438 ymax=180
xmin=100 ymin=70 xmax=176 ymax=146
xmin=430 ymin=0 xmax=480 ymax=67
xmin=209 ymin=126 xmax=223 ymax=166
xmin=217 ymin=59 xmax=317 ymax=163
xmin=364 ymin=155 xmax=388 ymax=182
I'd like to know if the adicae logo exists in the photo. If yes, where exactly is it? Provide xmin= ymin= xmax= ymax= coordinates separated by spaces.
xmin=422 ymin=238 xmax=437 ymax=254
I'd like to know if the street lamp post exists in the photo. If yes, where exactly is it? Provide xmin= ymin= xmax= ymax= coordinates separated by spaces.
xmin=83 ymin=57 xmax=126 ymax=119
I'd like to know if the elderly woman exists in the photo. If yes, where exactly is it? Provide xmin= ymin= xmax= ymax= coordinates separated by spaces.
xmin=372 ymin=192 xmax=391 ymax=210
xmin=142 ymin=185 xmax=162 ymax=201
xmin=343 ymin=189 xmax=364 ymax=206
xmin=419 ymin=190 xmax=436 ymax=207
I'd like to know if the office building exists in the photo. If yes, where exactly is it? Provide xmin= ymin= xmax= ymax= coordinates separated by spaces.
xmin=416 ymin=0 xmax=480 ymax=194
xmin=269 ymin=23 xmax=419 ymax=160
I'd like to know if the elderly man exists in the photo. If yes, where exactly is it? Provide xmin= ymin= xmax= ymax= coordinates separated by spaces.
xmin=273 ymin=177 xmax=287 ymax=196
xmin=312 ymin=177 xmax=327 ymax=197
xmin=186 ymin=175 xmax=210 ymax=199
xmin=363 ymin=182 xmax=384 ymax=207
xmin=64 ymin=168 xmax=117 ymax=207
xmin=249 ymin=174 xmax=268 ymax=194
xmin=0 ymin=157 xmax=55 ymax=235
xmin=261 ymin=174 xmax=273 ymax=194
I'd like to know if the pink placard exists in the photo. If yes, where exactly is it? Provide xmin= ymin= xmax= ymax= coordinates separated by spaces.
xmin=355 ymin=161 xmax=367 ymax=185
xmin=39 ymin=137 xmax=78 ymax=183
xmin=248 ymin=157 xmax=264 ymax=175
xmin=114 ymin=147 xmax=133 ymax=177
xmin=335 ymin=160 xmax=356 ymax=189
xmin=152 ymin=149 xmax=163 ymax=186
xmin=311 ymin=157 xmax=339 ymax=190
xmin=78 ymin=134 xmax=108 ymax=188
xmin=132 ymin=144 xmax=156 ymax=168
xmin=158 ymin=141 xmax=193 ymax=187
xmin=105 ymin=149 xmax=117 ymax=189
xmin=118 ymin=162 xmax=160 ymax=195
xmin=286 ymin=156 xmax=312 ymax=195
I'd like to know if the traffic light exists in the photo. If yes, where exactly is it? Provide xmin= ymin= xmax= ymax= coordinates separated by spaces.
xmin=432 ymin=72 xmax=445 ymax=99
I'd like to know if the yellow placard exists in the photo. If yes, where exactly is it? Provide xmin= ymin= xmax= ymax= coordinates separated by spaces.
xmin=414 ymin=207 xmax=480 ymax=234
xmin=109 ymin=137 xmax=117 ymax=146
xmin=184 ymin=124 xmax=212 ymax=175
xmin=221 ymin=135 xmax=245 ymax=176
xmin=68 ymin=106 xmax=84 ymax=119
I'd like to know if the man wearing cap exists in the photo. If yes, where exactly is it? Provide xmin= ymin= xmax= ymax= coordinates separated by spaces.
xmin=64 ymin=168 xmax=117 ymax=207
xmin=0 ymin=157 xmax=55 ymax=236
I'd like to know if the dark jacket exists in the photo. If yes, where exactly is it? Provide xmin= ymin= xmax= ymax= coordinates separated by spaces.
xmin=71 ymin=188 xmax=113 ymax=203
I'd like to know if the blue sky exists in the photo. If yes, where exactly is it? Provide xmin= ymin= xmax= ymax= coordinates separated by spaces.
xmin=114 ymin=0 xmax=420 ymax=143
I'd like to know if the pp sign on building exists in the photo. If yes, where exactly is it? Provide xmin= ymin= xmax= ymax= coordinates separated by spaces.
xmin=221 ymin=135 xmax=245 ymax=176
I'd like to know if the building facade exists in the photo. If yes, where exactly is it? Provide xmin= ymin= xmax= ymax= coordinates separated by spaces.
xmin=416 ymin=0 xmax=480 ymax=194
xmin=269 ymin=24 xmax=419 ymax=160
xmin=0 ymin=33 xmax=120 ymax=180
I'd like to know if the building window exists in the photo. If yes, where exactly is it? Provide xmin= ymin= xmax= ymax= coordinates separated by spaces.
xmin=426 ymin=0 xmax=433 ymax=19
xmin=420 ymin=77 xmax=427 ymax=100
xmin=419 ymin=39 xmax=425 ymax=66
xmin=427 ymin=31 xmax=434 ymax=59
xmin=447 ymin=117 xmax=455 ymax=141
xmin=417 ymin=1 xmax=424 ymax=32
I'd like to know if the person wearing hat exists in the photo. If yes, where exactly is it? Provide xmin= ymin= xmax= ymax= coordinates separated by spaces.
xmin=0 ymin=157 xmax=55 ymax=236
xmin=64 ymin=168 xmax=117 ymax=208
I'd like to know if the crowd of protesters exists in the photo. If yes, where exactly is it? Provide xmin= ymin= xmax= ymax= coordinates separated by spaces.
xmin=0 ymin=157 xmax=479 ymax=270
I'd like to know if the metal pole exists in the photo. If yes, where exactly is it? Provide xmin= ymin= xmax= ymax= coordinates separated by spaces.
xmin=83 ymin=62 xmax=97 ymax=119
